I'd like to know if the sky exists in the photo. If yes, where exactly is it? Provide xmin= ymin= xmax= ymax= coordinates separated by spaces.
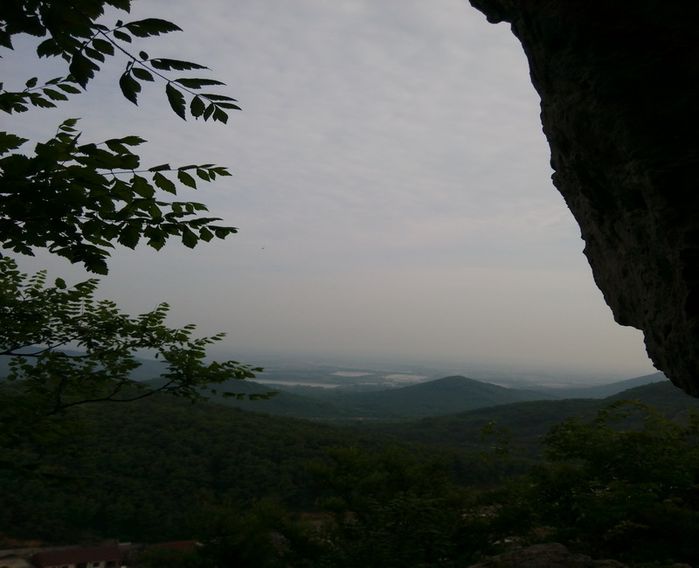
xmin=4 ymin=0 xmax=656 ymax=380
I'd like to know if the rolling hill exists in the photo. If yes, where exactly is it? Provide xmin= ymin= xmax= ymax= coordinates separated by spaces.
xmin=540 ymin=371 xmax=666 ymax=398
xmin=367 ymin=380 xmax=699 ymax=455
xmin=214 ymin=375 xmax=553 ymax=421
xmin=323 ymin=375 xmax=553 ymax=419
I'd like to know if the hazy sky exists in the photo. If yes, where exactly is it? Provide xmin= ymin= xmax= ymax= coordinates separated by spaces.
xmin=5 ymin=0 xmax=656 ymax=378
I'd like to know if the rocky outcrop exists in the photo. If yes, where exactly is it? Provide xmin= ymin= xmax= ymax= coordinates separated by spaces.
xmin=467 ymin=543 xmax=625 ymax=568
xmin=467 ymin=1 xmax=699 ymax=394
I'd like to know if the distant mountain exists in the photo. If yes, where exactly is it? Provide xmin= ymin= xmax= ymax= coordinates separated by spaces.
xmin=216 ymin=373 xmax=672 ymax=421
xmin=327 ymin=375 xmax=554 ymax=419
xmin=541 ymin=372 xmax=667 ymax=399
xmin=368 ymin=398 xmax=600 ymax=455
xmin=208 ymin=375 xmax=553 ymax=421
xmin=607 ymin=380 xmax=699 ymax=415
xmin=369 ymin=380 xmax=699 ymax=455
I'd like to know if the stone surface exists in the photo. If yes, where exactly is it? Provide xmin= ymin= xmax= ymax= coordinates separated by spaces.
xmin=467 ymin=543 xmax=626 ymax=568
xmin=468 ymin=1 xmax=699 ymax=394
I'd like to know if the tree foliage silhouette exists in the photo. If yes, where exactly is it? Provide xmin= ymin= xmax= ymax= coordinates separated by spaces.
xmin=0 ymin=0 xmax=260 ymax=421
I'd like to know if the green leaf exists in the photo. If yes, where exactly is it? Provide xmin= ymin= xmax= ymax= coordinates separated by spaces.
xmin=124 ymin=18 xmax=182 ymax=37
xmin=118 ymin=152 xmax=140 ymax=170
xmin=119 ymin=223 xmax=141 ymax=249
xmin=90 ymin=260 xmax=109 ymax=275
xmin=92 ymin=38 xmax=115 ymax=56
xmin=132 ymin=175 xmax=155 ymax=198
xmin=120 ymin=136 xmax=147 ymax=146
xmin=25 ymin=77 xmax=38 ymax=88
xmin=60 ymin=118 xmax=80 ymax=130
xmin=177 ymin=170 xmax=197 ymax=189
xmin=36 ymin=39 xmax=61 ymax=57
xmin=201 ymin=93 xmax=238 ymax=102
xmin=150 ymin=58 xmax=208 ymax=71
xmin=118 ymin=72 xmax=141 ymax=105
xmin=54 ymin=278 xmax=67 ymax=289
xmin=181 ymin=228 xmax=198 ymax=248
xmin=132 ymin=67 xmax=154 ymax=81
xmin=174 ymin=78 xmax=225 ymax=89
xmin=153 ymin=172 xmax=177 ymax=194
xmin=148 ymin=234 xmax=166 ymax=251
xmin=42 ymin=88 xmax=68 ymax=101
xmin=69 ymin=52 xmax=99 ymax=87
xmin=0 ymin=132 xmax=29 ymax=154
xmin=165 ymin=83 xmax=186 ymax=120
xmin=213 ymin=226 xmax=237 ymax=239
xmin=139 ymin=51 xmax=149 ymax=61
xmin=84 ymin=46 xmax=105 ymax=63
xmin=212 ymin=107 xmax=228 ymax=124
xmin=28 ymin=94 xmax=55 ymax=108
xmin=58 ymin=83 xmax=81 ymax=94
xmin=108 ymin=4 xmax=129 ymax=13
xmin=199 ymin=227 xmax=213 ymax=242
xmin=148 ymin=163 xmax=171 ymax=172
xmin=113 ymin=29 xmax=131 ymax=43
xmin=105 ymin=139 xmax=129 ymax=154
xmin=0 ymin=30 xmax=11 ymax=49
xmin=214 ymin=102 xmax=242 ymax=111
xmin=190 ymin=96 xmax=205 ymax=118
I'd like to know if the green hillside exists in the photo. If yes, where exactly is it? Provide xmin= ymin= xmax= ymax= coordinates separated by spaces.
xmin=329 ymin=375 xmax=553 ymax=419
xmin=0 ymin=393 xmax=381 ymax=543
xmin=542 ymin=371 xmax=666 ymax=399
xmin=217 ymin=375 xmax=553 ymax=421
xmin=369 ymin=381 xmax=699 ymax=455
xmin=3 ymin=380 xmax=699 ymax=566
xmin=368 ymin=398 xmax=600 ymax=455
xmin=607 ymin=379 xmax=699 ymax=414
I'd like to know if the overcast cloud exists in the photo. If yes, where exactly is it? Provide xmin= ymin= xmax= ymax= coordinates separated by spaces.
xmin=5 ymin=0 xmax=655 ymax=379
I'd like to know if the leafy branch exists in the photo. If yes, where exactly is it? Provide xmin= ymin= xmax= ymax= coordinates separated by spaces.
xmin=1 ymin=5 xmax=240 ymax=123
xmin=0 ymin=257 xmax=263 ymax=416
xmin=0 ymin=1 xmax=259 ymax=427
xmin=0 ymin=119 xmax=237 ymax=273
xmin=96 ymin=24 xmax=239 ymax=122
xmin=0 ymin=75 xmax=82 ymax=114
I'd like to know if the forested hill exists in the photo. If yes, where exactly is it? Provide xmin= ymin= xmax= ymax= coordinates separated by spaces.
xmin=135 ymin=371 xmax=671 ymax=422
xmin=0 ymin=394 xmax=378 ymax=543
xmin=0 ymin=392 xmax=493 ymax=545
xmin=323 ymin=375 xmax=553 ymax=418
xmin=214 ymin=375 xmax=553 ymax=420
xmin=3 ymin=379 xmax=699 ymax=565
xmin=539 ymin=371 xmax=666 ymax=398
xmin=369 ymin=380 xmax=699 ymax=454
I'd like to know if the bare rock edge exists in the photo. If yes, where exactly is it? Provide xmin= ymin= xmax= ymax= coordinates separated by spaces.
xmin=468 ymin=1 xmax=699 ymax=394
xmin=467 ymin=543 xmax=626 ymax=568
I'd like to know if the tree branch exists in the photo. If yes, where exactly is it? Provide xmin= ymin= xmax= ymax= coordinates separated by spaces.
xmin=46 ymin=378 xmax=177 ymax=415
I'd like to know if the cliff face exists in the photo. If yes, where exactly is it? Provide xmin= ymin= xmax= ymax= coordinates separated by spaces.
xmin=468 ymin=0 xmax=699 ymax=394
